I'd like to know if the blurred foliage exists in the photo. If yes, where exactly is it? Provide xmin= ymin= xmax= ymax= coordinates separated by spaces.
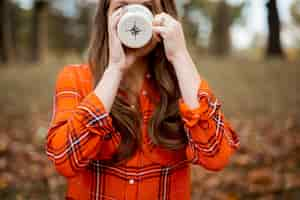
xmin=0 ymin=0 xmax=92 ymax=62
xmin=291 ymin=0 xmax=300 ymax=24
xmin=1 ymin=0 xmax=299 ymax=62
xmin=49 ymin=1 xmax=92 ymax=55
xmin=185 ymin=0 xmax=245 ymax=56
xmin=190 ymin=0 xmax=245 ymax=25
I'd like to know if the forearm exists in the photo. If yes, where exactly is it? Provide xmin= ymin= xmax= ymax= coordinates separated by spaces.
xmin=94 ymin=64 xmax=124 ymax=112
xmin=171 ymin=51 xmax=202 ymax=109
xmin=46 ymin=65 xmax=122 ymax=177
xmin=177 ymin=74 xmax=240 ymax=171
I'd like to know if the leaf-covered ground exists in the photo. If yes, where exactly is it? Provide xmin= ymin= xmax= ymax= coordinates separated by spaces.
xmin=0 ymin=56 xmax=299 ymax=199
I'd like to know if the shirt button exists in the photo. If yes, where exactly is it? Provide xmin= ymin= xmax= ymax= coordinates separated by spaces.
xmin=130 ymin=104 xmax=135 ymax=109
xmin=146 ymin=73 xmax=151 ymax=79
xmin=142 ymin=90 xmax=147 ymax=96
xmin=129 ymin=179 xmax=135 ymax=184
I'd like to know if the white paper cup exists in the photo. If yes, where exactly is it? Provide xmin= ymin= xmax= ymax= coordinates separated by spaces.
xmin=117 ymin=4 xmax=154 ymax=48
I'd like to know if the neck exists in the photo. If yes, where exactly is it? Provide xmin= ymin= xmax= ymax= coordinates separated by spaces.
xmin=125 ymin=56 xmax=149 ymax=80
xmin=120 ymin=56 xmax=149 ymax=93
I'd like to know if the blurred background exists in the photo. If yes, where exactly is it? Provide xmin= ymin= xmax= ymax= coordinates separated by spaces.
xmin=0 ymin=0 xmax=300 ymax=199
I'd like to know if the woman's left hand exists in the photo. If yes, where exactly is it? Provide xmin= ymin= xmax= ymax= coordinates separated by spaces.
xmin=152 ymin=12 xmax=188 ymax=63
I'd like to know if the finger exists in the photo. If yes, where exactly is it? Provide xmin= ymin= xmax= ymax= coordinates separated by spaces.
xmin=110 ymin=7 xmax=127 ymax=30
xmin=158 ymin=12 xmax=175 ymax=26
xmin=153 ymin=14 xmax=165 ymax=26
xmin=109 ymin=7 xmax=122 ymax=23
xmin=109 ymin=9 xmax=125 ymax=45
xmin=110 ymin=8 xmax=124 ymax=30
xmin=160 ymin=12 xmax=174 ymax=22
xmin=111 ymin=7 xmax=124 ymax=19
xmin=152 ymin=26 xmax=167 ymax=38
xmin=152 ymin=15 xmax=162 ymax=26
xmin=154 ymin=14 xmax=171 ymax=28
xmin=111 ymin=12 xmax=123 ymax=31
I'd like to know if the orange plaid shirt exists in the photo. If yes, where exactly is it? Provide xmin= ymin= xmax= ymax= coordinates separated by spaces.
xmin=46 ymin=64 xmax=240 ymax=200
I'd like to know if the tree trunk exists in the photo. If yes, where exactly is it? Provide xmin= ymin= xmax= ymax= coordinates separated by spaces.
xmin=0 ymin=0 xmax=15 ymax=63
xmin=31 ymin=0 xmax=49 ymax=62
xmin=209 ymin=0 xmax=231 ymax=56
xmin=266 ymin=0 xmax=284 ymax=58
xmin=182 ymin=0 xmax=198 ymax=40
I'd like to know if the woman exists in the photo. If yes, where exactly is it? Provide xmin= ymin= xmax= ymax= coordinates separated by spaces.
xmin=46 ymin=0 xmax=240 ymax=199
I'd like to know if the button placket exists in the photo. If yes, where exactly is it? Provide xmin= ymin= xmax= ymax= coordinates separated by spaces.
xmin=142 ymin=90 xmax=147 ymax=96
xmin=146 ymin=73 xmax=151 ymax=79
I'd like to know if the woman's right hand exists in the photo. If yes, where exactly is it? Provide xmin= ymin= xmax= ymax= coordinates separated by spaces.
xmin=107 ymin=7 xmax=161 ymax=72
xmin=107 ymin=7 xmax=132 ymax=72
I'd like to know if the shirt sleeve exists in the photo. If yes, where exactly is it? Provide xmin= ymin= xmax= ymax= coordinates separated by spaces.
xmin=178 ymin=78 xmax=240 ymax=171
xmin=45 ymin=66 xmax=121 ymax=178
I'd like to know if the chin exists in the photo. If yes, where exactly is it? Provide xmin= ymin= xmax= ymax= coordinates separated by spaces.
xmin=125 ymin=39 xmax=159 ymax=57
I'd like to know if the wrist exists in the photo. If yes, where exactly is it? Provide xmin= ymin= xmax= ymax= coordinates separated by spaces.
xmin=171 ymin=49 xmax=190 ymax=65
xmin=171 ymin=49 xmax=190 ymax=69
xmin=107 ymin=64 xmax=126 ymax=76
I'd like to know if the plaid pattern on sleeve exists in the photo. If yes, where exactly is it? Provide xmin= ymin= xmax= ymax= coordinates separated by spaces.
xmin=45 ymin=64 xmax=239 ymax=199
xmin=46 ymin=65 xmax=121 ymax=177
xmin=178 ymin=78 xmax=240 ymax=171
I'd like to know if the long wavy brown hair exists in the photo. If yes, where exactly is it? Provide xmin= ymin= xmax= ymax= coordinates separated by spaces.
xmin=87 ymin=0 xmax=187 ymax=165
